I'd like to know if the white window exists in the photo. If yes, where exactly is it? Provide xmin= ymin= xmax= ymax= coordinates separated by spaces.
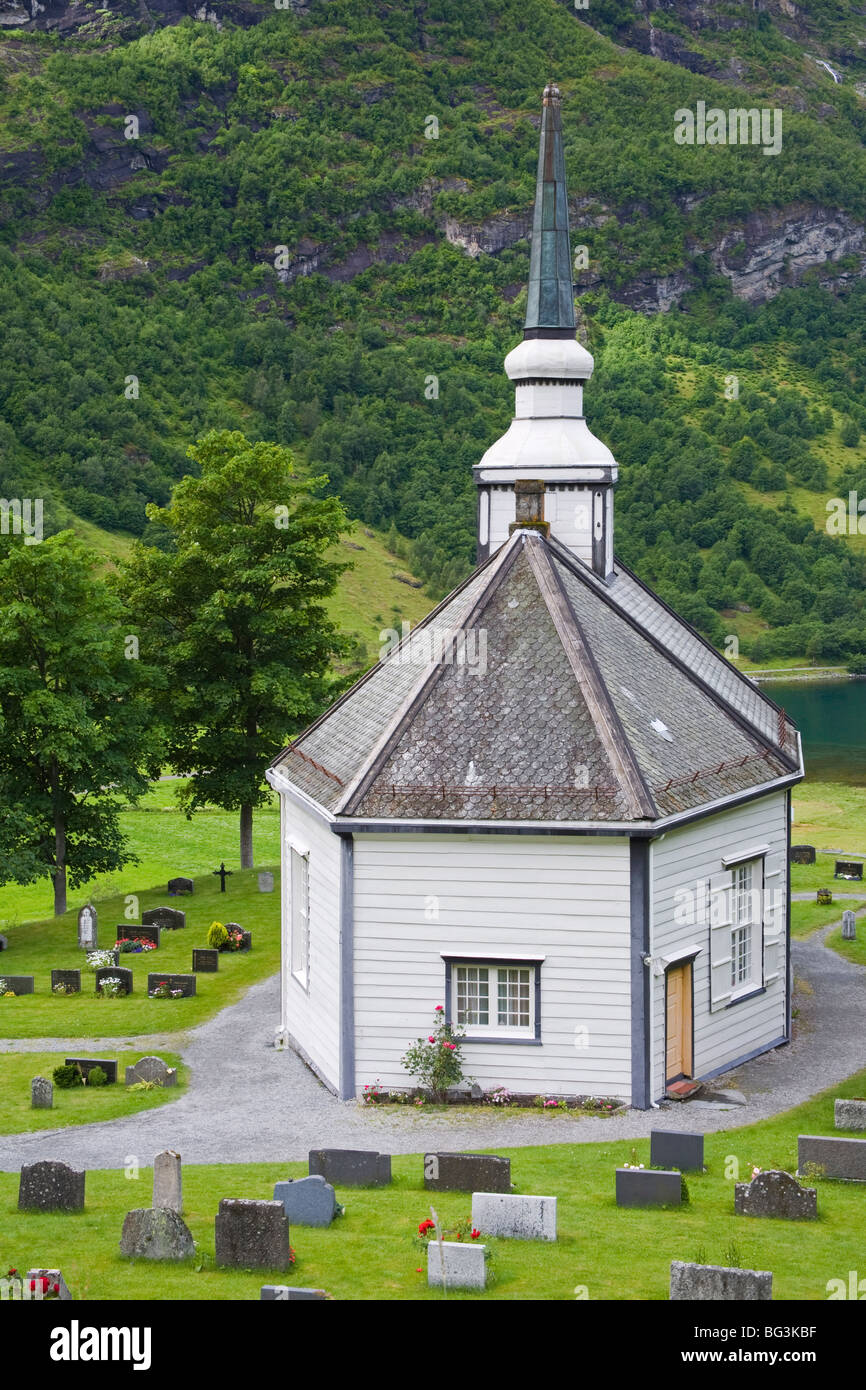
xmin=730 ymin=859 xmax=761 ymax=994
xmin=290 ymin=846 xmax=309 ymax=986
xmin=452 ymin=962 xmax=535 ymax=1037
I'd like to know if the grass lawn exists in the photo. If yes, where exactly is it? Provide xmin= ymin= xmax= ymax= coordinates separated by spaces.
xmin=789 ymin=898 xmax=865 ymax=937
xmin=0 ymin=1052 xmax=186 ymax=1135
xmin=826 ymin=925 xmax=866 ymax=970
xmin=0 ymin=867 xmax=278 ymax=1039
xmin=2 ymin=1072 xmax=866 ymax=1300
xmin=791 ymin=782 xmax=866 ymax=858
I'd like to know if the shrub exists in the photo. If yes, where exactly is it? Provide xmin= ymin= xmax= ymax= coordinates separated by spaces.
xmin=400 ymin=1005 xmax=466 ymax=1102
xmin=207 ymin=921 xmax=228 ymax=949
xmin=86 ymin=1066 xmax=108 ymax=1087
xmin=53 ymin=1064 xmax=83 ymax=1089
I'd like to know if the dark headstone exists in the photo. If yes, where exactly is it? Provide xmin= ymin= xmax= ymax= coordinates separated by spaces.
xmin=835 ymin=860 xmax=863 ymax=880
xmin=77 ymin=904 xmax=97 ymax=950
xmin=790 ymin=845 xmax=816 ymax=865
xmin=423 ymin=1152 xmax=511 ymax=1193
xmin=798 ymin=1134 xmax=866 ymax=1181
xmin=119 ymin=1208 xmax=194 ymax=1260
xmin=273 ymin=1175 xmax=337 ymax=1227
xmin=95 ymin=966 xmax=133 ymax=995
xmin=308 ymin=1149 xmax=392 ymax=1187
xmin=220 ymin=925 xmax=252 ymax=952
xmin=143 ymin=907 xmax=186 ymax=931
xmin=650 ymin=1130 xmax=705 ymax=1172
xmin=147 ymin=973 xmax=196 ymax=998
xmin=734 ymin=1169 xmax=817 ymax=1219
xmin=670 ymin=1261 xmax=772 ymax=1301
xmin=615 ymin=1168 xmax=682 ymax=1208
xmin=167 ymin=877 xmax=194 ymax=895
xmin=0 ymin=933 xmax=7 ymax=950
xmin=117 ymin=924 xmax=160 ymax=948
xmin=66 ymin=1057 xmax=118 ymax=1084
xmin=192 ymin=948 xmax=219 ymax=973
xmin=31 ymin=1077 xmax=53 ymax=1109
xmin=261 ymin=1286 xmax=328 ymax=1300
xmin=125 ymin=1055 xmax=177 ymax=1087
xmin=18 ymin=1160 xmax=85 ymax=1212
xmin=51 ymin=969 xmax=81 ymax=994
xmin=214 ymin=1199 xmax=292 ymax=1270
xmin=2 ymin=975 xmax=34 ymax=995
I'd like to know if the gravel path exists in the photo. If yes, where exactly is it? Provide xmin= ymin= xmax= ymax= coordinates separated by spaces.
xmin=1 ymin=921 xmax=864 ymax=1171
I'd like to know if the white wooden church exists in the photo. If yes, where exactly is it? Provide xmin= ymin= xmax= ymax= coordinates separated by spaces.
xmin=266 ymin=85 xmax=804 ymax=1108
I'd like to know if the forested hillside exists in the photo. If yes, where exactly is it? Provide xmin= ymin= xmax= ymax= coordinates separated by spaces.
xmin=2 ymin=0 xmax=866 ymax=663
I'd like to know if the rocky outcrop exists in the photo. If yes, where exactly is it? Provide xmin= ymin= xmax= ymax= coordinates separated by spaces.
xmin=710 ymin=203 xmax=866 ymax=303
xmin=0 ymin=0 xmax=300 ymax=34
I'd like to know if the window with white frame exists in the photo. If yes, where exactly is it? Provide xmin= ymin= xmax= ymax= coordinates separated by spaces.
xmin=730 ymin=859 xmax=761 ymax=994
xmin=452 ymin=962 xmax=536 ymax=1037
xmin=290 ymin=846 xmax=310 ymax=986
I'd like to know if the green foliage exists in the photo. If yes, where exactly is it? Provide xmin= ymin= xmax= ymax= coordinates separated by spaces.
xmin=401 ymin=1007 xmax=466 ymax=1102
xmin=206 ymin=921 xmax=228 ymax=949
xmin=85 ymin=1065 xmax=108 ymax=1087
xmin=52 ymin=1064 xmax=83 ymax=1089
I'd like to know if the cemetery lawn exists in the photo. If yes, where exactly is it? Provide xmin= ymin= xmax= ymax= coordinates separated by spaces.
xmin=3 ymin=1071 xmax=866 ymax=1300
xmin=825 ymin=924 xmax=866 ymax=969
xmin=791 ymin=781 xmax=866 ymax=858
xmin=0 ymin=868 xmax=278 ymax=1039
xmin=0 ymin=1052 xmax=186 ymax=1135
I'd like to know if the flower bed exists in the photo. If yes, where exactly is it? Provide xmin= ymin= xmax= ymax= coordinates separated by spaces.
xmin=361 ymin=1082 xmax=626 ymax=1114
xmin=115 ymin=938 xmax=157 ymax=955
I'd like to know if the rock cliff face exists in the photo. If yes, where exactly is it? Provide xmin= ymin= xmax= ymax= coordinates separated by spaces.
xmin=0 ymin=0 xmax=298 ymax=33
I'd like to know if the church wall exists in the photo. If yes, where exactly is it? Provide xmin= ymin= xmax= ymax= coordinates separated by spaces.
xmin=352 ymin=832 xmax=633 ymax=1099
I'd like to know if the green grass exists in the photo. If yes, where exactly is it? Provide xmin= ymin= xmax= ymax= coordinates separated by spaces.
xmin=3 ymin=1071 xmax=866 ymax=1300
xmin=791 ymin=782 xmax=866 ymax=858
xmin=790 ymin=898 xmax=853 ymax=938
xmin=0 ymin=1051 xmax=186 ymax=1134
xmin=0 ymin=867 xmax=278 ymax=1039
xmin=826 ymin=925 xmax=866 ymax=970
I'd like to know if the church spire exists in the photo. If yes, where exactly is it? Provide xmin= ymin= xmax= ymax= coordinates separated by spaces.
xmin=524 ymin=83 xmax=576 ymax=339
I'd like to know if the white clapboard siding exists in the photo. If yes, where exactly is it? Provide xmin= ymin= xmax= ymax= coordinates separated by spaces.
xmin=353 ymin=833 xmax=632 ymax=1098
xmin=650 ymin=792 xmax=788 ymax=1098
xmin=281 ymin=794 xmax=342 ymax=1090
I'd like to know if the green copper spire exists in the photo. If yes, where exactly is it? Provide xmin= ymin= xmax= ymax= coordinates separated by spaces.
xmin=524 ymin=83 xmax=576 ymax=338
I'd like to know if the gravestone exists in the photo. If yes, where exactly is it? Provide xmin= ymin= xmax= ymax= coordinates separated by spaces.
xmin=153 ymin=1151 xmax=183 ymax=1213
xmin=2 ymin=975 xmax=33 ymax=995
xmin=125 ymin=1055 xmax=177 ymax=1087
xmin=427 ymin=1240 xmax=487 ymax=1290
xmin=835 ymin=860 xmax=863 ymax=880
xmin=65 ymin=1057 xmax=118 ymax=1084
xmin=118 ymin=924 xmax=160 ymax=948
xmin=51 ymin=968 xmax=81 ymax=994
xmin=817 ymin=888 xmax=833 ymax=904
xmin=670 ymin=1261 xmax=772 ymax=1301
xmin=649 ymin=1130 xmax=705 ymax=1172
xmin=798 ymin=1134 xmax=866 ymax=1181
xmin=192 ymin=948 xmax=219 ymax=973
xmin=31 ymin=1077 xmax=53 ymax=1109
xmin=222 ymin=924 xmax=252 ymax=952
xmin=423 ymin=1152 xmax=511 ymax=1194
xmin=147 ymin=973 xmax=196 ymax=998
xmin=214 ymin=1199 xmax=292 ymax=1270
xmin=95 ymin=966 xmax=133 ymax=996
xmin=143 ymin=907 xmax=186 ymax=931
xmin=0 ymin=933 xmax=7 ymax=951
xmin=273 ymin=1175 xmax=337 ymax=1228
xmin=842 ymin=911 xmax=857 ymax=941
xmin=77 ymin=904 xmax=97 ymax=950
xmin=471 ymin=1192 xmax=556 ymax=1241
xmin=308 ymin=1149 xmax=391 ymax=1186
xmin=167 ymin=877 xmax=194 ymax=895
xmin=734 ymin=1169 xmax=817 ymax=1219
xmin=25 ymin=1269 xmax=72 ymax=1301
xmin=18 ymin=1160 xmax=85 ymax=1212
xmin=835 ymin=1099 xmax=866 ymax=1131
xmin=258 ymin=872 xmax=274 ymax=893
xmin=261 ymin=1286 xmax=329 ymax=1300
xmin=790 ymin=845 xmax=816 ymax=865
xmin=119 ymin=1208 xmax=194 ymax=1261
xmin=616 ymin=1168 xmax=682 ymax=1208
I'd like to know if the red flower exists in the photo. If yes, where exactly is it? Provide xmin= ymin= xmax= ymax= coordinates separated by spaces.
xmin=415 ymin=1267 xmax=422 ymax=1274
xmin=434 ymin=1005 xmax=444 ymax=1012
xmin=53 ymin=1283 xmax=60 ymax=1294
xmin=471 ymin=1228 xmax=481 ymax=1240
xmin=427 ymin=1036 xmax=435 ymax=1043
xmin=418 ymin=1218 xmax=435 ymax=1235
xmin=29 ymin=1279 xmax=35 ymax=1291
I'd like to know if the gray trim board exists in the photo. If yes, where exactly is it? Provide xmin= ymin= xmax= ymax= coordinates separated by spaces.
xmin=339 ymin=834 xmax=355 ymax=1101
xmin=630 ymin=839 xmax=651 ymax=1110
xmin=785 ymin=788 xmax=793 ymax=1041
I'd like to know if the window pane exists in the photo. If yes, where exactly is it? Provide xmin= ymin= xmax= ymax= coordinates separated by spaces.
xmin=496 ymin=967 xmax=531 ymax=1028
xmin=456 ymin=967 xmax=488 ymax=1026
xmin=290 ymin=849 xmax=309 ymax=980
xmin=731 ymin=925 xmax=751 ymax=987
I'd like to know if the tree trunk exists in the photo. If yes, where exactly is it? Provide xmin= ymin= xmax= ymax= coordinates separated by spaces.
xmin=240 ymin=802 xmax=254 ymax=870
xmin=53 ymin=801 xmax=67 ymax=917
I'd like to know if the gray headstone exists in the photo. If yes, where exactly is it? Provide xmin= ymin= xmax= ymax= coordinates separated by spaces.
xmin=308 ymin=1149 xmax=391 ymax=1187
xmin=0 ymin=933 xmax=7 ymax=951
xmin=650 ymin=1130 xmax=705 ymax=1172
xmin=153 ymin=1151 xmax=183 ymax=1213
xmin=258 ymin=872 xmax=274 ymax=893
xmin=167 ymin=877 xmax=194 ymax=895
xmin=423 ymin=1152 xmax=511 ymax=1193
xmin=798 ymin=1134 xmax=866 ymax=1181
xmin=835 ymin=1099 xmax=866 ymax=1131
xmin=471 ymin=1192 xmax=556 ymax=1241
xmin=95 ymin=966 xmax=133 ymax=995
xmin=18 ymin=1160 xmax=85 ymax=1212
xmin=143 ymin=907 xmax=186 ymax=931
xmin=192 ymin=948 xmax=219 ymax=973
xmin=2 ymin=975 xmax=33 ymax=995
xmin=261 ymin=1286 xmax=329 ymax=1300
xmin=222 ymin=924 xmax=251 ymax=951
xmin=147 ymin=973 xmax=196 ymax=998
xmin=842 ymin=911 xmax=857 ymax=941
xmin=119 ymin=1208 xmax=195 ymax=1261
xmin=273 ymin=1175 xmax=337 ymax=1227
xmin=77 ymin=905 xmax=97 ymax=950
xmin=214 ymin=1199 xmax=292 ymax=1270
xmin=427 ymin=1240 xmax=487 ymax=1290
xmin=670 ymin=1260 xmax=772 ymax=1301
xmin=25 ymin=1268 xmax=72 ymax=1300
xmin=51 ymin=969 xmax=81 ymax=994
xmin=66 ymin=1057 xmax=117 ymax=1084
xmin=616 ymin=1168 xmax=682 ymax=1208
xmin=31 ymin=1077 xmax=53 ymax=1110
xmin=734 ymin=1169 xmax=817 ymax=1220
xmin=125 ymin=1056 xmax=177 ymax=1087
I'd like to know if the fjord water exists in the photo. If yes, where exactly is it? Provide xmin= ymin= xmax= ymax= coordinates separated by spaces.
xmin=765 ymin=679 xmax=866 ymax=783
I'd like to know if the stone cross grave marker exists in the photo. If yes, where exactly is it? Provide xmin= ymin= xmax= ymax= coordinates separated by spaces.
xmin=77 ymin=905 xmax=97 ymax=950
xmin=212 ymin=861 xmax=233 ymax=892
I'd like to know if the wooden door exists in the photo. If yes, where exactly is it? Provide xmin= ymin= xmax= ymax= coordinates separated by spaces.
xmin=666 ymin=962 xmax=693 ymax=1082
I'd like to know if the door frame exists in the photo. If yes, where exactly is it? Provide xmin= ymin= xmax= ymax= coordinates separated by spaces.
xmin=664 ymin=958 xmax=695 ymax=1084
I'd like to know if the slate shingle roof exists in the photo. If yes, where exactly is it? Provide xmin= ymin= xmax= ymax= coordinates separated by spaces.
xmin=271 ymin=529 xmax=801 ymax=824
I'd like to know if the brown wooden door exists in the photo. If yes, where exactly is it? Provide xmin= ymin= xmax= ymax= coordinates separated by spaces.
xmin=666 ymin=962 xmax=693 ymax=1083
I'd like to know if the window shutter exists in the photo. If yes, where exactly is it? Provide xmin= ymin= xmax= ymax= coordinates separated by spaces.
xmin=708 ymin=870 xmax=733 ymax=1012
xmin=762 ymin=854 xmax=785 ymax=985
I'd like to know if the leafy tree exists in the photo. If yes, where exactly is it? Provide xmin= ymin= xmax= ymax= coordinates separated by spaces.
xmin=118 ymin=430 xmax=350 ymax=868
xmin=0 ymin=532 xmax=159 ymax=915
xmin=841 ymin=417 xmax=860 ymax=448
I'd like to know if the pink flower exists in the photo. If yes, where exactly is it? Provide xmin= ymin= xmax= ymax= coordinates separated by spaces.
xmin=428 ymin=1036 xmax=435 ymax=1043
xmin=434 ymin=1005 xmax=444 ymax=1012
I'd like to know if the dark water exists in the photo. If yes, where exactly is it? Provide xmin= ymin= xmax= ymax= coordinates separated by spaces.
xmin=765 ymin=679 xmax=866 ymax=783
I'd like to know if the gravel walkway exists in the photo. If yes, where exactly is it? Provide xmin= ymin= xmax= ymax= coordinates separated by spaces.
xmin=1 ymin=920 xmax=864 ymax=1171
